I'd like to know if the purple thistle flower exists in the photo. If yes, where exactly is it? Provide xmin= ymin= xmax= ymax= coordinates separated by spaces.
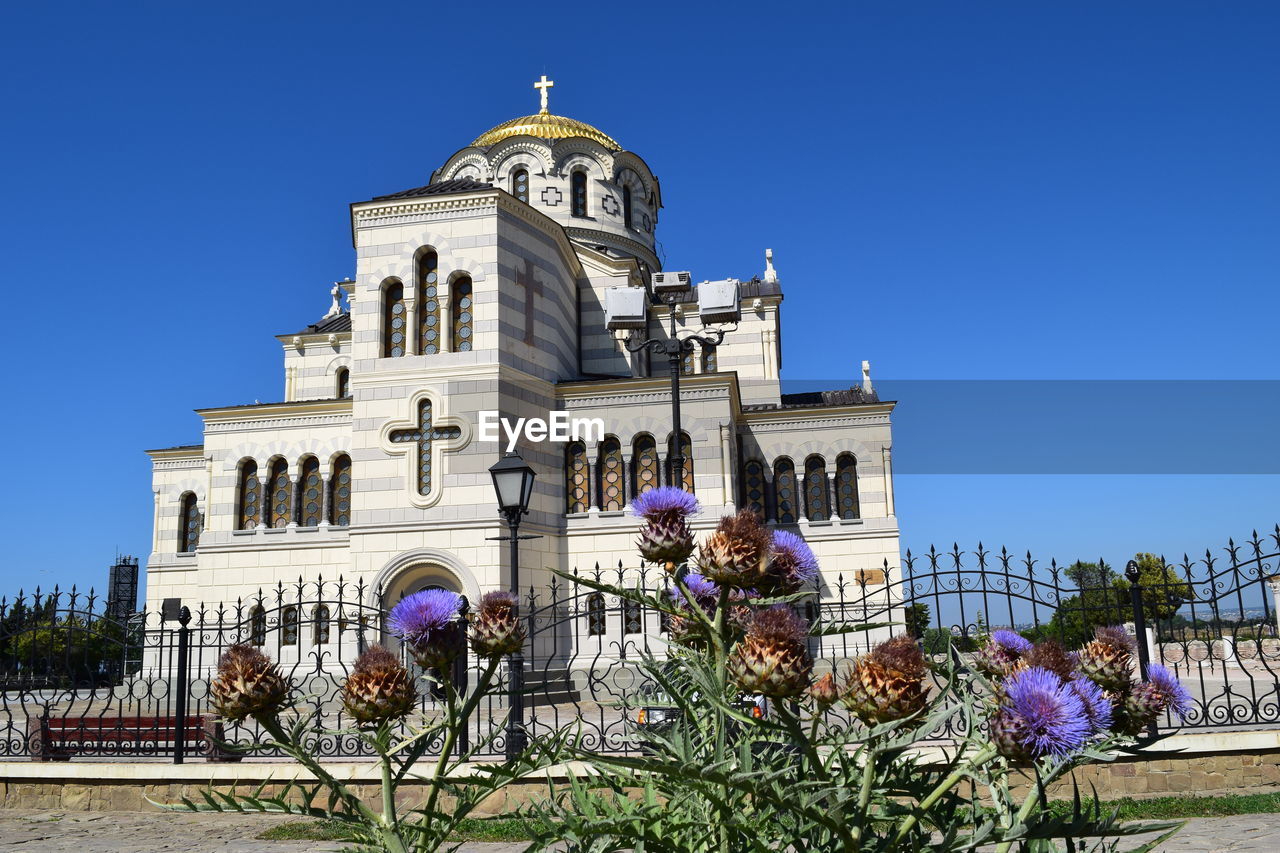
xmin=770 ymin=530 xmax=820 ymax=588
xmin=1145 ymin=663 xmax=1193 ymax=721
xmin=1069 ymin=675 xmax=1114 ymax=733
xmin=631 ymin=486 xmax=700 ymax=522
xmin=671 ymin=571 xmax=719 ymax=607
xmin=991 ymin=629 xmax=1033 ymax=654
xmin=1000 ymin=666 xmax=1091 ymax=758
xmin=387 ymin=589 xmax=464 ymax=648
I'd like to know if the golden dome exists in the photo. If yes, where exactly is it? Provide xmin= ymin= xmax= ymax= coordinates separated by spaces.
xmin=472 ymin=110 xmax=621 ymax=151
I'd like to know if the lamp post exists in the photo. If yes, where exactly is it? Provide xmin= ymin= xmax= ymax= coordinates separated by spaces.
xmin=488 ymin=451 xmax=538 ymax=760
xmin=625 ymin=291 xmax=733 ymax=487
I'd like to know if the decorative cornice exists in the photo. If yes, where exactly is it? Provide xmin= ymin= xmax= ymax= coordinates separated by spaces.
xmin=152 ymin=458 xmax=206 ymax=471
xmin=564 ymin=227 xmax=660 ymax=270
xmin=352 ymin=193 xmax=500 ymax=232
xmin=203 ymin=413 xmax=352 ymax=435
xmin=740 ymin=412 xmax=892 ymax=433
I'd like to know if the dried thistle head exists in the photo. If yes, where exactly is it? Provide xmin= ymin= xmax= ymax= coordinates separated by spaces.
xmin=1017 ymin=640 xmax=1077 ymax=682
xmin=698 ymin=510 xmax=773 ymax=590
xmin=210 ymin=643 xmax=289 ymax=723
xmin=808 ymin=671 xmax=840 ymax=710
xmin=842 ymin=634 xmax=929 ymax=726
xmin=728 ymin=606 xmax=813 ymax=699
xmin=342 ymin=645 xmax=416 ymax=726
xmin=469 ymin=591 xmax=525 ymax=658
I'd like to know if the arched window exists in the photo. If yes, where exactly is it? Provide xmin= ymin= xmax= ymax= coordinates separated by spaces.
xmin=701 ymin=344 xmax=717 ymax=373
xmin=773 ymin=458 xmax=797 ymax=525
xmin=633 ymin=434 xmax=659 ymax=496
xmin=586 ymin=592 xmax=606 ymax=636
xmin=623 ymin=595 xmax=642 ymax=634
xmin=511 ymin=168 xmax=530 ymax=203
xmin=417 ymin=251 xmax=440 ymax=355
xmin=330 ymin=454 xmax=352 ymax=526
xmin=566 ymin=441 xmax=589 ymax=514
xmin=681 ymin=349 xmax=695 ymax=375
xmin=237 ymin=460 xmax=260 ymax=530
xmin=667 ymin=432 xmax=694 ymax=493
xmin=836 ymin=453 xmax=861 ymax=520
xmin=282 ymin=606 xmax=298 ymax=646
xmin=299 ymin=456 xmax=322 ymax=526
xmin=249 ymin=605 xmax=266 ymax=646
xmin=622 ymin=184 xmax=633 ymax=229
xmin=741 ymin=459 xmax=766 ymax=517
xmin=178 ymin=492 xmax=201 ymax=553
xmin=383 ymin=281 xmax=406 ymax=358
xmin=313 ymin=605 xmax=331 ymax=645
xmin=571 ymin=170 xmax=588 ymax=217
xmin=804 ymin=455 xmax=831 ymax=521
xmin=599 ymin=437 xmax=623 ymax=512
xmin=268 ymin=458 xmax=291 ymax=528
xmin=336 ymin=367 xmax=350 ymax=399
xmin=451 ymin=277 xmax=473 ymax=352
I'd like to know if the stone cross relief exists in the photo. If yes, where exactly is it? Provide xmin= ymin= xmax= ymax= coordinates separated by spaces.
xmin=514 ymin=258 xmax=544 ymax=345
xmin=541 ymin=186 xmax=562 ymax=206
xmin=389 ymin=399 xmax=461 ymax=497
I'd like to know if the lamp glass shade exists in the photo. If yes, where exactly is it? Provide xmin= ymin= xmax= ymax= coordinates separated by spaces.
xmin=489 ymin=452 xmax=536 ymax=514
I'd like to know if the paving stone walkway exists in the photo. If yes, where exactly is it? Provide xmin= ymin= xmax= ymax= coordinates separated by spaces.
xmin=0 ymin=810 xmax=523 ymax=852
xmin=2 ymin=808 xmax=1280 ymax=851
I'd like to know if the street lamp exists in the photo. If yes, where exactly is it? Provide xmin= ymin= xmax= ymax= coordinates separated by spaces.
xmin=617 ymin=278 xmax=739 ymax=487
xmin=487 ymin=451 xmax=537 ymax=759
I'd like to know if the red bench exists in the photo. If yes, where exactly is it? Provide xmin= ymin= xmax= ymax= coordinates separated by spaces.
xmin=26 ymin=715 xmax=240 ymax=762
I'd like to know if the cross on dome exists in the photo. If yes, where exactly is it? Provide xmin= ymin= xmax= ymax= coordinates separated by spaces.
xmin=534 ymin=75 xmax=554 ymax=114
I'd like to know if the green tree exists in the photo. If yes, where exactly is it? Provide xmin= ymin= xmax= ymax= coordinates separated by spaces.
xmin=903 ymin=602 xmax=931 ymax=639
xmin=1129 ymin=552 xmax=1194 ymax=620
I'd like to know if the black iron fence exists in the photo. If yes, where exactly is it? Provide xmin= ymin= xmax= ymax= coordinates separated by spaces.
xmin=2 ymin=525 xmax=1277 ymax=762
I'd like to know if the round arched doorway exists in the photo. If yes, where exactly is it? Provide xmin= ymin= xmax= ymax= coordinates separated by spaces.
xmin=381 ymin=563 xmax=470 ymax=694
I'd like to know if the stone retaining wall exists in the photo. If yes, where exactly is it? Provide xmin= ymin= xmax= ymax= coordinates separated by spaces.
xmin=2 ymin=731 xmax=1278 ymax=812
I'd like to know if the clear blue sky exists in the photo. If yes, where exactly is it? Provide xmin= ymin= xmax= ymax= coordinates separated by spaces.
xmin=1 ymin=1 xmax=1276 ymax=597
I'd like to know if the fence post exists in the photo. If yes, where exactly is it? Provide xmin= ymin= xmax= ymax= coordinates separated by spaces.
xmin=1125 ymin=560 xmax=1158 ymax=737
xmin=174 ymin=606 xmax=192 ymax=764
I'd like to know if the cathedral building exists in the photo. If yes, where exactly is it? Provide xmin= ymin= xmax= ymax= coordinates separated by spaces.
xmin=144 ymin=79 xmax=899 ymax=654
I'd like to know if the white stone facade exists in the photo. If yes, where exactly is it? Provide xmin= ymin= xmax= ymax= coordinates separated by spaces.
xmin=144 ymin=99 xmax=901 ymax=658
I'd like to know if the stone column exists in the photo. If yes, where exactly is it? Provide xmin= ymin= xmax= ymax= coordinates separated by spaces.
xmin=882 ymin=446 xmax=895 ymax=518
xmin=828 ymin=471 xmax=838 ymax=521
xmin=255 ymin=460 xmax=268 ymax=530
xmin=621 ymin=454 xmax=632 ymax=507
xmin=405 ymin=297 xmax=419 ymax=356
xmin=439 ymin=289 xmax=452 ymax=354
xmin=289 ymin=473 xmax=303 ymax=527
xmin=587 ymin=446 xmax=600 ymax=514
xmin=319 ymin=476 xmax=331 ymax=527
xmin=151 ymin=486 xmax=163 ymax=552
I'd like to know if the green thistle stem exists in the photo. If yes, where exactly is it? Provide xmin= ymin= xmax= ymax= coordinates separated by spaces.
xmin=891 ymin=743 xmax=999 ymax=847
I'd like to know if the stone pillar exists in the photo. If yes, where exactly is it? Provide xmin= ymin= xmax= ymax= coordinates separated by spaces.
xmin=289 ymin=474 xmax=303 ymax=528
xmin=405 ymin=297 xmax=419 ymax=356
xmin=254 ymin=460 xmax=268 ymax=530
xmin=439 ymin=289 xmax=452 ymax=354
xmin=621 ymin=454 xmax=632 ymax=507
xmin=587 ymin=446 xmax=600 ymax=514
xmin=719 ymin=424 xmax=735 ymax=512
xmin=151 ymin=486 xmax=163 ymax=552
xmin=319 ymin=476 xmax=331 ymax=527
xmin=882 ymin=446 xmax=895 ymax=518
